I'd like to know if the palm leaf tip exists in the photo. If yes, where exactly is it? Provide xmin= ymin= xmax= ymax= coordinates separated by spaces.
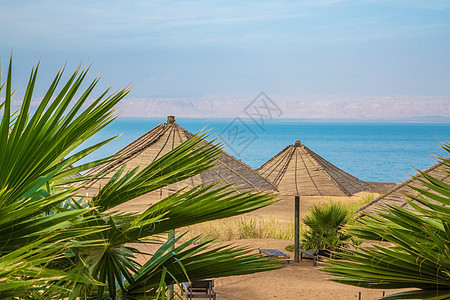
xmin=0 ymin=55 xmax=282 ymax=299
xmin=323 ymin=144 xmax=450 ymax=298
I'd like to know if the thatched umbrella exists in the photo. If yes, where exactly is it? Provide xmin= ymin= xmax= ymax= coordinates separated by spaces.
xmin=84 ymin=116 xmax=276 ymax=211
xmin=356 ymin=161 xmax=449 ymax=217
xmin=257 ymin=140 xmax=371 ymax=196
xmin=257 ymin=140 xmax=371 ymax=261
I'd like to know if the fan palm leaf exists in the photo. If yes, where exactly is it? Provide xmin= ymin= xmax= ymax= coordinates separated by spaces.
xmin=0 ymin=55 xmax=129 ymax=297
xmin=77 ymin=139 xmax=276 ymax=298
xmin=0 ymin=56 xmax=131 ymax=207
xmin=301 ymin=202 xmax=350 ymax=250
xmin=323 ymin=144 xmax=450 ymax=299
xmin=120 ymin=235 xmax=277 ymax=299
xmin=1 ymin=55 xmax=279 ymax=299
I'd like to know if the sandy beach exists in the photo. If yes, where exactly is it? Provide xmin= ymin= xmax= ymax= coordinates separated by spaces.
xmin=126 ymin=188 xmax=420 ymax=300
xmin=133 ymin=238 xmax=411 ymax=300
xmin=215 ymin=239 xmax=411 ymax=300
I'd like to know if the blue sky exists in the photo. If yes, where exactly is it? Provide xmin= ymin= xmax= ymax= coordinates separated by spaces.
xmin=1 ymin=0 xmax=449 ymax=118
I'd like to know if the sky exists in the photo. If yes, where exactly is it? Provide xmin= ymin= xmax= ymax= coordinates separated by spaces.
xmin=1 ymin=0 xmax=450 ymax=119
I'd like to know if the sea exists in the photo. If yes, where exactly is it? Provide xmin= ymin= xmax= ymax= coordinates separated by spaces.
xmin=78 ymin=118 xmax=450 ymax=183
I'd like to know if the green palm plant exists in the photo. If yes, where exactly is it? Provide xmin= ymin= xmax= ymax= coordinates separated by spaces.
xmin=0 ymin=56 xmax=278 ymax=299
xmin=301 ymin=202 xmax=351 ymax=251
xmin=323 ymin=144 xmax=450 ymax=300
xmin=0 ymin=55 xmax=119 ymax=298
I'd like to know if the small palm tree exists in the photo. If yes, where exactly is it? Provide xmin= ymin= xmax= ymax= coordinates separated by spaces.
xmin=301 ymin=202 xmax=351 ymax=251
xmin=324 ymin=145 xmax=450 ymax=300
xmin=0 ymin=56 xmax=278 ymax=299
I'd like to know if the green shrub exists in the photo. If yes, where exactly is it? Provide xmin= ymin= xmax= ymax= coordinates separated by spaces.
xmin=301 ymin=202 xmax=351 ymax=250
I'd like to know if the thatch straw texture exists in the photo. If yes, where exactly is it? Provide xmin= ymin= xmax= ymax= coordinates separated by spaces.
xmin=357 ymin=161 xmax=449 ymax=216
xmin=85 ymin=117 xmax=276 ymax=195
xmin=257 ymin=140 xmax=371 ymax=196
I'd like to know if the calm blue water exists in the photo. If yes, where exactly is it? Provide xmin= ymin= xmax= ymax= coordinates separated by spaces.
xmin=78 ymin=117 xmax=450 ymax=183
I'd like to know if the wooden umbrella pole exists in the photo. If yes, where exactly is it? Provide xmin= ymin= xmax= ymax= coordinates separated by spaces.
xmin=294 ymin=195 xmax=300 ymax=262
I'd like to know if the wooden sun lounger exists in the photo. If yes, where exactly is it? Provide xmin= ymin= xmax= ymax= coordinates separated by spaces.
xmin=258 ymin=248 xmax=290 ymax=263
xmin=182 ymin=280 xmax=216 ymax=300
xmin=299 ymin=249 xmax=319 ymax=266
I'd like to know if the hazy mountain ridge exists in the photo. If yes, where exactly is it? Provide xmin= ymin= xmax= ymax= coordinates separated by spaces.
xmin=6 ymin=95 xmax=448 ymax=121
xmin=117 ymin=95 xmax=450 ymax=121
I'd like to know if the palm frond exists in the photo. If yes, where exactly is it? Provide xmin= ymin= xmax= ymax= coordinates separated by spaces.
xmin=121 ymin=235 xmax=279 ymax=299
xmin=1 ymin=56 xmax=280 ymax=300
xmin=323 ymin=143 xmax=450 ymax=299
xmin=0 ymin=56 xmax=130 ymax=206
xmin=91 ymin=132 xmax=222 ymax=212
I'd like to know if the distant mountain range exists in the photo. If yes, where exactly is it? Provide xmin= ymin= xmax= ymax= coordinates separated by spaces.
xmin=116 ymin=95 xmax=450 ymax=121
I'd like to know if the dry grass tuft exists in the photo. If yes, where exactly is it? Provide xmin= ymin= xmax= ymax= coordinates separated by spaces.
xmin=180 ymin=217 xmax=295 ymax=242
xmin=178 ymin=194 xmax=375 ymax=243
xmin=344 ymin=193 xmax=375 ymax=217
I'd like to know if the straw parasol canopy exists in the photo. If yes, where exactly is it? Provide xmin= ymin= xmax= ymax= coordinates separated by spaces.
xmin=257 ymin=140 xmax=372 ymax=197
xmin=85 ymin=116 xmax=276 ymax=197
xmin=356 ymin=161 xmax=449 ymax=217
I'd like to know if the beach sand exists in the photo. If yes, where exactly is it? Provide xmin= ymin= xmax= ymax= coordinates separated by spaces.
xmin=215 ymin=239 xmax=410 ymax=300
xmin=132 ymin=238 xmax=412 ymax=300
xmin=120 ymin=187 xmax=413 ymax=300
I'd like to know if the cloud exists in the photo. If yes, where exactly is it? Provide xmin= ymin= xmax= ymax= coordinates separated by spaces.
xmin=2 ymin=0 xmax=449 ymax=102
xmin=6 ymin=0 xmax=447 ymax=50
xmin=361 ymin=0 xmax=450 ymax=10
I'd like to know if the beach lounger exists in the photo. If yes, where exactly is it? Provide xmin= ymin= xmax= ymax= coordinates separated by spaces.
xmin=299 ymin=249 xmax=319 ymax=266
xmin=258 ymin=248 xmax=290 ymax=263
xmin=182 ymin=279 xmax=216 ymax=300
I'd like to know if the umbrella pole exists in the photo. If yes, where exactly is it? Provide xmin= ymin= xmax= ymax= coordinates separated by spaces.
xmin=294 ymin=195 xmax=300 ymax=262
